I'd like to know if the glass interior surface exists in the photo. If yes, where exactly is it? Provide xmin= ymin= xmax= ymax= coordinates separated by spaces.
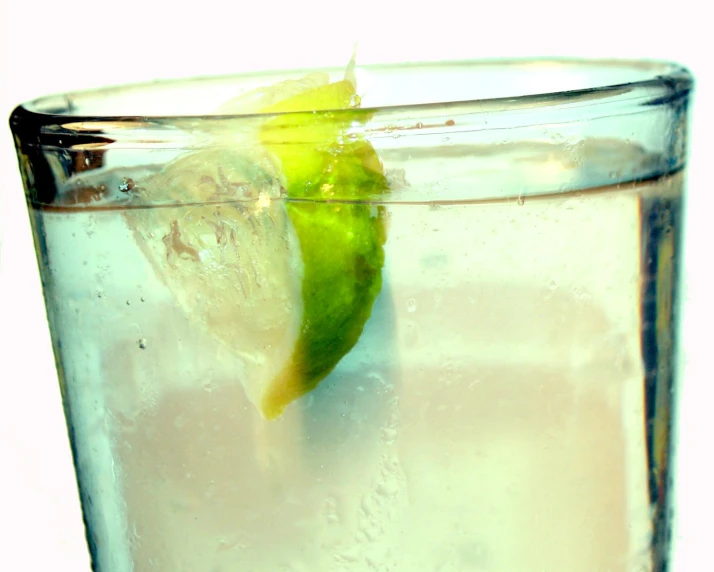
xmin=9 ymin=59 xmax=692 ymax=572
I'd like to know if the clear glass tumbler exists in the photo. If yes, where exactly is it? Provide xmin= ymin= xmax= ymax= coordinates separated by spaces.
xmin=9 ymin=60 xmax=692 ymax=571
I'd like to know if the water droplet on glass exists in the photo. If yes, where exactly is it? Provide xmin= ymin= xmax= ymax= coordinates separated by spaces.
xmin=349 ymin=94 xmax=361 ymax=107
xmin=126 ymin=300 xmax=131 ymax=306
xmin=366 ymin=371 xmax=389 ymax=389
xmin=376 ymin=481 xmax=398 ymax=497
xmin=416 ymin=122 xmax=424 ymax=129
xmin=137 ymin=338 xmax=147 ymax=349
xmin=517 ymin=193 xmax=525 ymax=206
xmin=381 ymin=426 xmax=398 ymax=444
xmin=407 ymin=299 xmax=417 ymax=313
xmin=118 ymin=177 xmax=135 ymax=193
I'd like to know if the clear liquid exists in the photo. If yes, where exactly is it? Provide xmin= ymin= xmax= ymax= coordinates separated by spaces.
xmin=31 ymin=165 xmax=683 ymax=571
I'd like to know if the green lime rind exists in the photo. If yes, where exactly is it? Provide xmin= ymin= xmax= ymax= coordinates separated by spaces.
xmin=262 ymin=190 xmax=388 ymax=418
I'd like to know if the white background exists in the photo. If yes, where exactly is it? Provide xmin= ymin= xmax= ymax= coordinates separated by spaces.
xmin=0 ymin=1 xmax=710 ymax=570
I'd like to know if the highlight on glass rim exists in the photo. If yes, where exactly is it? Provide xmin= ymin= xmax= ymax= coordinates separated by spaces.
xmin=9 ymin=53 xmax=692 ymax=571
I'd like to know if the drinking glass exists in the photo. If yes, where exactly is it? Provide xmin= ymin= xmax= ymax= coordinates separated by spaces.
xmin=9 ymin=59 xmax=692 ymax=571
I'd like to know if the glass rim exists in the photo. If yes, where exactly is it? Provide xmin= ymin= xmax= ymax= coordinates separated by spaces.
xmin=10 ymin=58 xmax=693 ymax=132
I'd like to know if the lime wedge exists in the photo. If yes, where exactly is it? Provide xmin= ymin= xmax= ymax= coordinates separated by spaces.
xmin=127 ymin=66 xmax=389 ymax=419
xmin=257 ymin=81 xmax=389 ymax=418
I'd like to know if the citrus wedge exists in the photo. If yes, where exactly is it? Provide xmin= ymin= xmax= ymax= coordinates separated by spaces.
xmin=127 ymin=63 xmax=389 ymax=419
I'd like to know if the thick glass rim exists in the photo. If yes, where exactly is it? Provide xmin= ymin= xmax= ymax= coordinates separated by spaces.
xmin=10 ymin=58 xmax=693 ymax=133
xmin=10 ymin=57 xmax=693 ymax=209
